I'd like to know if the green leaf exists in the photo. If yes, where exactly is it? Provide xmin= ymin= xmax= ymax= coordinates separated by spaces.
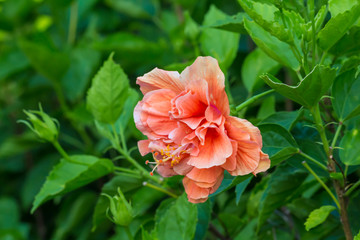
xmin=332 ymin=69 xmax=360 ymax=121
xmin=132 ymin=187 xmax=166 ymax=216
xmin=236 ymin=177 xmax=252 ymax=205
xmin=258 ymin=124 xmax=299 ymax=167
xmin=259 ymin=109 xmax=303 ymax=131
xmin=18 ymin=39 xmax=70 ymax=83
xmin=339 ymin=129 xmax=360 ymax=166
xmin=200 ymin=5 xmax=240 ymax=70
xmin=0 ymin=197 xmax=19 ymax=229
xmin=92 ymin=173 xmax=143 ymax=231
xmin=194 ymin=201 xmax=212 ymax=240
xmin=256 ymin=96 xmax=275 ymax=120
xmin=355 ymin=230 xmax=360 ymax=240
xmin=329 ymin=26 xmax=360 ymax=56
xmin=244 ymin=18 xmax=300 ymax=71
xmin=0 ymin=48 xmax=29 ymax=81
xmin=86 ymin=53 xmax=131 ymax=124
xmin=105 ymin=0 xmax=158 ymax=19
xmin=242 ymin=48 xmax=280 ymax=93
xmin=261 ymin=65 xmax=336 ymax=108
xmin=31 ymin=155 xmax=114 ymax=213
xmin=211 ymin=12 xmax=248 ymax=34
xmin=238 ymin=0 xmax=293 ymax=43
xmin=210 ymin=173 xmax=251 ymax=197
xmin=329 ymin=0 xmax=360 ymax=17
xmin=304 ymin=205 xmax=336 ymax=231
xmin=318 ymin=4 xmax=360 ymax=51
xmin=258 ymin=164 xmax=307 ymax=229
xmin=155 ymin=194 xmax=198 ymax=240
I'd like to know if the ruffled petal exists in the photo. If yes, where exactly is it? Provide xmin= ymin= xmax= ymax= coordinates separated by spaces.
xmin=171 ymin=91 xmax=207 ymax=119
xmin=226 ymin=116 xmax=262 ymax=147
xmin=137 ymin=68 xmax=184 ymax=94
xmin=186 ymin=166 xmax=223 ymax=184
xmin=181 ymin=56 xmax=230 ymax=115
xmin=138 ymin=140 xmax=150 ymax=156
xmin=173 ymin=158 xmax=193 ymax=175
xmin=183 ymin=176 xmax=210 ymax=203
xmin=157 ymin=162 xmax=177 ymax=177
xmin=228 ymin=140 xmax=261 ymax=176
xmin=253 ymin=151 xmax=270 ymax=175
xmin=187 ymin=127 xmax=233 ymax=168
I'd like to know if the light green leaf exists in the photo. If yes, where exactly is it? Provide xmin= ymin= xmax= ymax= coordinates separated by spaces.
xmin=261 ymin=65 xmax=336 ymax=108
xmin=332 ymin=69 xmax=360 ymax=121
xmin=318 ymin=4 xmax=360 ymax=51
xmin=355 ymin=229 xmax=360 ymax=240
xmin=259 ymin=124 xmax=299 ymax=167
xmin=31 ymin=155 xmax=114 ymax=213
xmin=87 ymin=53 xmax=131 ymax=124
xmin=258 ymin=165 xmax=307 ymax=230
xmin=329 ymin=26 xmax=360 ymax=56
xmin=339 ymin=129 xmax=360 ymax=166
xmin=155 ymin=194 xmax=198 ymax=240
xmin=211 ymin=12 xmax=248 ymax=34
xmin=329 ymin=0 xmax=360 ymax=17
xmin=257 ymin=96 xmax=276 ymax=120
xmin=200 ymin=5 xmax=240 ymax=70
xmin=259 ymin=109 xmax=303 ymax=131
xmin=242 ymin=48 xmax=280 ymax=92
xmin=244 ymin=18 xmax=300 ymax=71
xmin=304 ymin=205 xmax=336 ymax=231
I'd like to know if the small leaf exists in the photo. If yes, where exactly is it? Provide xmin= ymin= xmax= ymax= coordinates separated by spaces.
xmin=318 ymin=4 xmax=360 ymax=51
xmin=258 ymin=124 xmax=299 ymax=167
xmin=242 ymin=48 xmax=280 ymax=93
xmin=304 ymin=205 xmax=336 ymax=231
xmin=236 ymin=177 xmax=252 ymax=205
xmin=258 ymin=165 xmax=307 ymax=230
xmin=155 ymin=194 xmax=198 ymax=240
xmin=332 ymin=69 xmax=360 ymax=121
xmin=339 ymin=129 xmax=360 ymax=166
xmin=31 ymin=155 xmax=114 ymax=213
xmin=200 ymin=5 xmax=240 ymax=70
xmin=243 ymin=18 xmax=300 ymax=71
xmin=261 ymin=65 xmax=336 ymax=108
xmin=87 ymin=53 xmax=131 ymax=124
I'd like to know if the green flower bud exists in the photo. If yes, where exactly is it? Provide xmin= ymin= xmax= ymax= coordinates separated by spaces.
xmin=18 ymin=104 xmax=59 ymax=143
xmin=102 ymin=187 xmax=133 ymax=227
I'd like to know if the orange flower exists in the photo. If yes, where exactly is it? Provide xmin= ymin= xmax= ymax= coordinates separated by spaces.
xmin=134 ymin=56 xmax=270 ymax=203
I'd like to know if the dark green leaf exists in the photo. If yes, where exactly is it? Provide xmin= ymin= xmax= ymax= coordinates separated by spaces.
xmin=155 ymin=194 xmax=197 ymax=240
xmin=211 ymin=12 xmax=248 ymax=34
xmin=31 ymin=155 xmax=114 ymax=213
xmin=105 ymin=0 xmax=158 ymax=19
xmin=258 ymin=164 xmax=307 ymax=229
xmin=332 ymin=69 xmax=360 ymax=121
xmin=194 ymin=201 xmax=212 ymax=240
xmin=0 ymin=49 xmax=29 ymax=81
xmin=318 ymin=4 xmax=360 ymax=51
xmin=242 ymin=48 xmax=280 ymax=93
xmin=304 ymin=205 xmax=336 ymax=231
xmin=329 ymin=26 xmax=360 ymax=56
xmin=259 ymin=109 xmax=303 ymax=131
xmin=236 ymin=177 xmax=252 ymax=205
xmin=132 ymin=187 xmax=166 ymax=216
xmin=0 ymin=198 xmax=19 ymax=229
xmin=86 ymin=53 xmax=131 ymax=124
xmin=200 ymin=5 xmax=240 ymax=70
xmin=244 ymin=18 xmax=300 ymax=71
xmin=256 ymin=96 xmax=275 ymax=120
xmin=262 ymin=65 xmax=336 ymax=108
xmin=339 ymin=129 xmax=360 ymax=166
xmin=259 ymin=124 xmax=299 ymax=166
xmin=210 ymin=173 xmax=251 ymax=197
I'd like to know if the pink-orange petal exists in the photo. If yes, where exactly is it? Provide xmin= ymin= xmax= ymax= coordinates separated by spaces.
xmin=137 ymin=140 xmax=151 ymax=156
xmin=183 ymin=176 xmax=210 ymax=201
xmin=186 ymin=166 xmax=223 ymax=184
xmin=221 ymin=139 xmax=238 ymax=172
xmin=253 ymin=151 xmax=270 ymax=175
xmin=229 ymin=140 xmax=261 ymax=176
xmin=226 ymin=116 xmax=262 ymax=147
xmin=137 ymin=68 xmax=184 ymax=95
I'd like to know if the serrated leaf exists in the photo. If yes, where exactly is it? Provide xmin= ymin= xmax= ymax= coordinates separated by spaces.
xmin=318 ymin=4 xmax=360 ymax=51
xmin=304 ymin=205 xmax=336 ymax=231
xmin=258 ymin=165 xmax=307 ymax=230
xmin=243 ymin=18 xmax=300 ymax=71
xmin=200 ymin=5 xmax=240 ymax=70
xmin=262 ymin=65 xmax=336 ymax=108
xmin=332 ymin=69 xmax=360 ymax=121
xmin=329 ymin=0 xmax=360 ymax=17
xmin=242 ymin=48 xmax=280 ymax=93
xmin=258 ymin=124 xmax=299 ymax=167
xmin=31 ymin=155 xmax=114 ymax=213
xmin=339 ymin=129 xmax=360 ymax=166
xmin=87 ymin=53 xmax=131 ymax=124
xmin=155 ymin=194 xmax=197 ymax=240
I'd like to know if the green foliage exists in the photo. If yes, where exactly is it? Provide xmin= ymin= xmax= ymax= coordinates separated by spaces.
xmin=304 ymin=205 xmax=336 ymax=231
xmin=340 ymin=129 xmax=360 ymax=166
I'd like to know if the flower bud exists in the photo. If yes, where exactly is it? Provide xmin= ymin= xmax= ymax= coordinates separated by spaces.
xmin=19 ymin=105 xmax=59 ymax=143
xmin=102 ymin=187 xmax=133 ymax=227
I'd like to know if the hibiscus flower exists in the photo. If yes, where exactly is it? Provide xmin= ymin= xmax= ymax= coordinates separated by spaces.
xmin=134 ymin=56 xmax=270 ymax=203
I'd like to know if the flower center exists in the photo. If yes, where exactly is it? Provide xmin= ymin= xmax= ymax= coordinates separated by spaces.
xmin=145 ymin=144 xmax=188 ymax=175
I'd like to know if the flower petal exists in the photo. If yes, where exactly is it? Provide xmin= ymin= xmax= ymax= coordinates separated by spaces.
xmin=181 ymin=56 xmax=230 ymax=115
xmin=253 ymin=151 xmax=270 ymax=175
xmin=157 ymin=162 xmax=177 ymax=177
xmin=226 ymin=116 xmax=262 ymax=147
xmin=187 ymin=127 xmax=233 ymax=168
xmin=138 ymin=140 xmax=150 ymax=156
xmin=137 ymin=68 xmax=183 ymax=94
xmin=183 ymin=176 xmax=210 ymax=202
xmin=186 ymin=166 xmax=223 ymax=184
xmin=229 ymin=140 xmax=261 ymax=175
xmin=173 ymin=158 xmax=193 ymax=175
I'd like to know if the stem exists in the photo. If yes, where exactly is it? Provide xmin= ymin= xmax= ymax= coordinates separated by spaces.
xmin=124 ymin=226 xmax=134 ymax=240
xmin=319 ymin=51 xmax=327 ymax=65
xmin=308 ymin=0 xmax=316 ymax=67
xmin=119 ymin=125 xmax=128 ymax=152
xmin=143 ymin=182 xmax=178 ymax=198
xmin=67 ymin=0 xmax=78 ymax=45
xmin=311 ymin=105 xmax=330 ymax=156
xmin=330 ymin=122 xmax=343 ymax=150
xmin=235 ymin=89 xmax=275 ymax=112
xmin=111 ymin=123 xmax=120 ymax=148
xmin=52 ymin=140 xmax=70 ymax=160
xmin=302 ymin=161 xmax=340 ymax=209
xmin=345 ymin=180 xmax=360 ymax=197
xmin=299 ymin=151 xmax=327 ymax=171
xmin=114 ymin=166 xmax=140 ymax=175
